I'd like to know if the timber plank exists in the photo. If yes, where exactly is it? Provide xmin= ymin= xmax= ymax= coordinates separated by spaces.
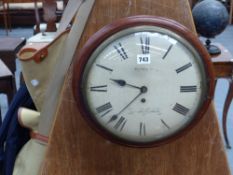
xmin=41 ymin=0 xmax=230 ymax=174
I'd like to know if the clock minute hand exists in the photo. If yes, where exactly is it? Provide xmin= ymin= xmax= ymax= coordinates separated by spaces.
xmin=110 ymin=79 xmax=141 ymax=90
xmin=108 ymin=86 xmax=147 ymax=124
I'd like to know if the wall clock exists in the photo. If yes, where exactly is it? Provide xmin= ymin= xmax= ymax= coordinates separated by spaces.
xmin=72 ymin=16 xmax=215 ymax=147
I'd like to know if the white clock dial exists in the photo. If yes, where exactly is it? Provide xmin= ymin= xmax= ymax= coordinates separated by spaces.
xmin=81 ymin=26 xmax=208 ymax=144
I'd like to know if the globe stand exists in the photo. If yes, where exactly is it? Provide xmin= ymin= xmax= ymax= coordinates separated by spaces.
xmin=205 ymin=39 xmax=221 ymax=55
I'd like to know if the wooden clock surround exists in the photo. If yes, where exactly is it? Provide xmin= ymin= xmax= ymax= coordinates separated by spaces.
xmin=41 ymin=0 xmax=231 ymax=174
xmin=72 ymin=16 xmax=215 ymax=147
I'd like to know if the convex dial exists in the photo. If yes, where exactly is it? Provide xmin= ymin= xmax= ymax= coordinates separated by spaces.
xmin=73 ymin=16 xmax=214 ymax=147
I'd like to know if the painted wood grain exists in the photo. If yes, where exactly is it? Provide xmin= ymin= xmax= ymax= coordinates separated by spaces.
xmin=40 ymin=0 xmax=230 ymax=174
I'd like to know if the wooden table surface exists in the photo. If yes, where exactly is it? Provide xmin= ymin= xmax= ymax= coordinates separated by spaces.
xmin=40 ymin=0 xmax=231 ymax=174
xmin=212 ymin=43 xmax=233 ymax=78
xmin=0 ymin=59 xmax=12 ymax=78
xmin=0 ymin=37 xmax=25 ymax=52
xmin=0 ymin=37 xmax=26 ymax=73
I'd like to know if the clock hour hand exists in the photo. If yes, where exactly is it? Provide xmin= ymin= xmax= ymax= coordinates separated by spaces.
xmin=108 ymin=86 xmax=147 ymax=123
xmin=110 ymin=79 xmax=141 ymax=90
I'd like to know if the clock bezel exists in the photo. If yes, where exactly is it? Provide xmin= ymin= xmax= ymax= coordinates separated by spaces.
xmin=72 ymin=15 xmax=215 ymax=147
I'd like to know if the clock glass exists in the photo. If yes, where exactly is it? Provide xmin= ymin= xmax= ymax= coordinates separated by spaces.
xmin=73 ymin=17 xmax=214 ymax=147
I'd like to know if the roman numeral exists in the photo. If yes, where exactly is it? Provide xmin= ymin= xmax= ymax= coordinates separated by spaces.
xmin=140 ymin=36 xmax=150 ymax=54
xmin=180 ymin=86 xmax=197 ymax=93
xmin=162 ymin=44 xmax=173 ymax=59
xmin=114 ymin=43 xmax=128 ymax=60
xmin=114 ymin=116 xmax=127 ymax=131
xmin=173 ymin=103 xmax=189 ymax=116
xmin=161 ymin=119 xmax=170 ymax=129
xmin=90 ymin=85 xmax=107 ymax=92
xmin=139 ymin=122 xmax=146 ymax=136
xmin=96 ymin=102 xmax=113 ymax=117
xmin=176 ymin=63 xmax=192 ymax=73
xmin=96 ymin=64 xmax=113 ymax=72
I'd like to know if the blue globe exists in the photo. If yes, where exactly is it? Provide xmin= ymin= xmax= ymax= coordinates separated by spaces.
xmin=192 ymin=0 xmax=229 ymax=38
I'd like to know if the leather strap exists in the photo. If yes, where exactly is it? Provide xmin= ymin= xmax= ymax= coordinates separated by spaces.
xmin=18 ymin=0 xmax=84 ymax=64
xmin=38 ymin=0 xmax=95 ymax=137
xmin=56 ymin=0 xmax=84 ymax=36
xmin=30 ymin=132 xmax=49 ymax=144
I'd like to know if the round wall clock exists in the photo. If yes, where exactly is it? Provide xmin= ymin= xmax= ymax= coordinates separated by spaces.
xmin=72 ymin=16 xmax=215 ymax=147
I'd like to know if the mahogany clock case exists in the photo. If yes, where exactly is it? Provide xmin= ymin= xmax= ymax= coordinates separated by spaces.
xmin=72 ymin=15 xmax=215 ymax=147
